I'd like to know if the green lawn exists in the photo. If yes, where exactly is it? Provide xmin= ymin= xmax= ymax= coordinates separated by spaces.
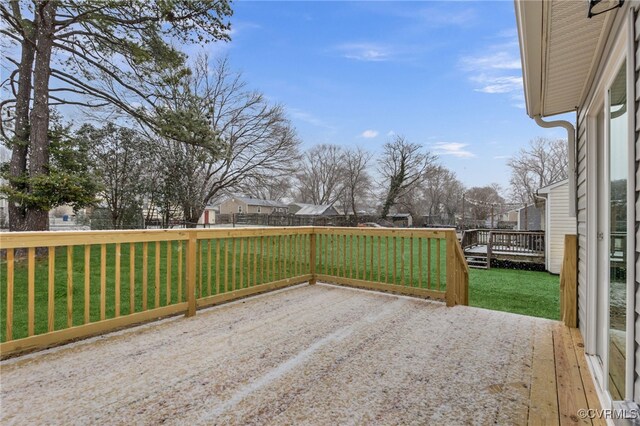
xmin=468 ymin=268 xmax=560 ymax=320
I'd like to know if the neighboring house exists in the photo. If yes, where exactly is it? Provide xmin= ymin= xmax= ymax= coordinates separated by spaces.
xmin=219 ymin=196 xmax=288 ymax=215
xmin=516 ymin=0 xmax=636 ymax=406
xmin=516 ymin=203 xmax=544 ymax=231
xmin=293 ymin=204 xmax=339 ymax=217
xmin=537 ymin=180 xmax=576 ymax=274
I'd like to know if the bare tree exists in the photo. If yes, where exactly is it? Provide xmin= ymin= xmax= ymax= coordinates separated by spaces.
xmin=378 ymin=136 xmax=437 ymax=219
xmin=153 ymin=56 xmax=300 ymax=227
xmin=465 ymin=185 xmax=505 ymax=221
xmin=236 ymin=174 xmax=293 ymax=201
xmin=342 ymin=147 xmax=373 ymax=221
xmin=507 ymin=137 xmax=568 ymax=204
xmin=296 ymin=144 xmax=346 ymax=205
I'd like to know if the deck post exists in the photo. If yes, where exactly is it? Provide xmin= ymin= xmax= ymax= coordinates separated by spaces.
xmin=560 ymin=234 xmax=577 ymax=328
xmin=186 ymin=232 xmax=197 ymax=317
xmin=486 ymin=231 xmax=492 ymax=269
xmin=309 ymin=231 xmax=317 ymax=284
xmin=445 ymin=230 xmax=456 ymax=307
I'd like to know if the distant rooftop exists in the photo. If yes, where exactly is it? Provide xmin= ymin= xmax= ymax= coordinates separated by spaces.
xmin=233 ymin=196 xmax=288 ymax=208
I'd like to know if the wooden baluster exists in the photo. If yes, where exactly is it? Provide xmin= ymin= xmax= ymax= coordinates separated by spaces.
xmin=324 ymin=233 xmax=329 ymax=275
xmin=28 ymin=247 xmax=35 ymax=336
xmin=363 ymin=234 xmax=367 ymax=281
xmin=393 ymin=237 xmax=397 ymax=284
xmin=223 ymin=239 xmax=229 ymax=292
xmin=385 ymin=236 xmax=389 ymax=283
xmin=239 ymin=238 xmax=244 ymax=289
xmin=206 ymin=240 xmax=211 ymax=296
xmin=67 ymin=246 xmax=73 ymax=328
xmin=115 ymin=243 xmax=121 ymax=317
xmin=400 ymin=237 xmax=405 ymax=286
xmin=377 ymin=236 xmax=381 ymax=282
xmin=265 ymin=236 xmax=271 ymax=283
xmin=370 ymin=235 xmax=374 ymax=282
xmin=436 ymin=238 xmax=442 ymax=291
xmin=356 ymin=235 xmax=361 ymax=280
xmin=232 ymin=238 xmax=237 ymax=291
xmin=410 ymin=236 xmax=414 ymax=287
xmin=130 ymin=243 xmax=135 ymax=314
xmin=427 ymin=238 xmax=432 ymax=289
xmin=178 ymin=241 xmax=183 ymax=301
xmin=247 ymin=238 xmax=251 ymax=286
xmin=418 ymin=238 xmax=423 ymax=289
xmin=96 ymin=244 xmax=106 ymax=320
xmin=142 ymin=242 xmax=148 ymax=311
xmin=260 ymin=236 xmax=265 ymax=284
xmin=6 ymin=248 xmax=14 ymax=341
xmin=198 ymin=240 xmax=203 ymax=298
xmin=84 ymin=245 xmax=91 ymax=323
xmin=168 ymin=241 xmax=173 ymax=304
xmin=49 ymin=247 xmax=56 ymax=331
xmin=155 ymin=241 xmax=161 ymax=308
xmin=349 ymin=235 xmax=354 ymax=278
xmin=216 ymin=240 xmax=221 ymax=294
xmin=253 ymin=237 xmax=258 ymax=286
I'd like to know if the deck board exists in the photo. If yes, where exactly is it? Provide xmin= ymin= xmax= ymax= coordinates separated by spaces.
xmin=1 ymin=284 xmax=603 ymax=425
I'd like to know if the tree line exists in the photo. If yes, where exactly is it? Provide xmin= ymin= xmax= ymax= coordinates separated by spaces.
xmin=0 ymin=1 xmax=568 ymax=231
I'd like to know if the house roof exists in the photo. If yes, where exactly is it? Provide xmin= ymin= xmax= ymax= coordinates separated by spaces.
xmin=537 ymin=178 xmax=569 ymax=195
xmin=515 ymin=0 xmax=619 ymax=117
xmin=233 ymin=196 xmax=288 ymax=208
xmin=294 ymin=204 xmax=335 ymax=216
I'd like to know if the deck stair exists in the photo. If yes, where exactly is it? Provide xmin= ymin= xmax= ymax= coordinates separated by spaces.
xmin=465 ymin=255 xmax=488 ymax=269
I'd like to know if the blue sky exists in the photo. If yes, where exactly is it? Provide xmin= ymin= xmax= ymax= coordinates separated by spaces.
xmin=203 ymin=1 xmax=571 ymax=189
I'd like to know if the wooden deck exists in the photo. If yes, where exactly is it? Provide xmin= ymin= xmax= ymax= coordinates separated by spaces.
xmin=529 ymin=322 xmax=605 ymax=425
xmin=1 ymin=284 xmax=603 ymax=425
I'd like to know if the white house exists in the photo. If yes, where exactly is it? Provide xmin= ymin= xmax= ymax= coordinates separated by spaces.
xmin=537 ymin=179 xmax=576 ymax=274
xmin=516 ymin=0 xmax=636 ymax=407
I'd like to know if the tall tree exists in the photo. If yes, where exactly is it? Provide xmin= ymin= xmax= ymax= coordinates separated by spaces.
xmin=1 ymin=0 xmax=233 ymax=231
xmin=296 ymin=144 xmax=346 ymax=205
xmin=507 ymin=137 xmax=568 ymax=205
xmin=378 ymin=136 xmax=436 ymax=219
xmin=342 ymin=147 xmax=372 ymax=221
xmin=152 ymin=56 xmax=300 ymax=227
xmin=79 ymin=123 xmax=146 ymax=229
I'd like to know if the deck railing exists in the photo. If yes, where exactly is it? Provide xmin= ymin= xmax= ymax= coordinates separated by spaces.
xmin=0 ymin=227 xmax=468 ymax=357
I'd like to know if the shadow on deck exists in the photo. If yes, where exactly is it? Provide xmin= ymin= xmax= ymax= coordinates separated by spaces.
xmin=0 ymin=283 xmax=601 ymax=425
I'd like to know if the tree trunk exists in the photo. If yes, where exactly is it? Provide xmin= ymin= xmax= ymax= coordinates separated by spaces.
xmin=24 ymin=1 xmax=56 ymax=231
xmin=8 ymin=1 xmax=36 ymax=231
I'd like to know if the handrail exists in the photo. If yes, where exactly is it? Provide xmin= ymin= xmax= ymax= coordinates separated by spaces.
xmin=0 ymin=226 xmax=469 ymax=357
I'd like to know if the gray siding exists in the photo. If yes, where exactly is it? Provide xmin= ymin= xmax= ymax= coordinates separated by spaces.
xmin=635 ymin=7 xmax=640 ymax=403
xmin=576 ymin=106 xmax=588 ymax=339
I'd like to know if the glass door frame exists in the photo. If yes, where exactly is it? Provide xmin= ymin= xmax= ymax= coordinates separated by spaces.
xmin=584 ymin=15 xmax=634 ymax=405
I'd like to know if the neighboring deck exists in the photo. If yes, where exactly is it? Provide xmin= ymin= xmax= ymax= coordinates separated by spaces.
xmin=0 ymin=284 xmax=602 ymax=425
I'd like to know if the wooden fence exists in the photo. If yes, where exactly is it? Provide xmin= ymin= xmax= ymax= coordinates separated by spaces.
xmin=0 ymin=227 xmax=468 ymax=357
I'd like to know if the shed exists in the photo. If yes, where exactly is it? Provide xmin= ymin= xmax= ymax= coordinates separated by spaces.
xmin=537 ymin=179 xmax=576 ymax=274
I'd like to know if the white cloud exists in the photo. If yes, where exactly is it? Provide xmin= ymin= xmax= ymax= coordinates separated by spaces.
xmin=433 ymin=142 xmax=475 ymax=159
xmin=360 ymin=130 xmax=379 ymax=138
xmin=386 ymin=130 xmax=396 ymax=137
xmin=493 ymin=155 xmax=510 ymax=160
xmin=460 ymin=51 xmax=521 ymax=72
xmin=289 ymin=108 xmax=333 ymax=129
xmin=337 ymin=43 xmax=391 ymax=62
xmin=471 ymin=75 xmax=522 ymax=94
xmin=459 ymin=32 xmax=524 ymax=108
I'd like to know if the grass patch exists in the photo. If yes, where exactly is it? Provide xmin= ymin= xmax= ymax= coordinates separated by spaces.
xmin=468 ymin=268 xmax=560 ymax=320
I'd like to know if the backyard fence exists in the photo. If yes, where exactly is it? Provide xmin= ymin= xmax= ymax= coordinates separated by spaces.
xmin=0 ymin=227 xmax=468 ymax=357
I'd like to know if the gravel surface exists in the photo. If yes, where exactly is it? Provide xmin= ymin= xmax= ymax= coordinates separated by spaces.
xmin=0 ymin=283 xmax=552 ymax=425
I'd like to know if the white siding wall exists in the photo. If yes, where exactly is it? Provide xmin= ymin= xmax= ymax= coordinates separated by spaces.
xmin=547 ymin=183 xmax=577 ymax=274
xmin=634 ymin=6 xmax=640 ymax=403
xmin=576 ymin=106 xmax=588 ymax=338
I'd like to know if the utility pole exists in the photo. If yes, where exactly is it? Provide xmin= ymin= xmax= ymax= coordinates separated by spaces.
xmin=462 ymin=194 xmax=465 ymax=231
